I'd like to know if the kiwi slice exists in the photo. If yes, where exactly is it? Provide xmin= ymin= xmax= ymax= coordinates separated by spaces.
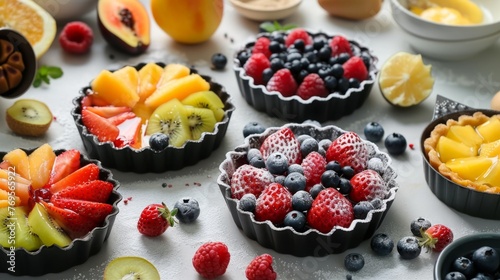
xmin=181 ymin=91 xmax=225 ymax=122
xmin=145 ymin=98 xmax=192 ymax=147
xmin=0 ymin=207 xmax=13 ymax=248
xmin=185 ymin=106 xmax=217 ymax=140
xmin=103 ymin=256 xmax=160 ymax=280
xmin=27 ymin=203 xmax=71 ymax=248
xmin=14 ymin=206 xmax=42 ymax=251
xmin=6 ymin=99 xmax=53 ymax=137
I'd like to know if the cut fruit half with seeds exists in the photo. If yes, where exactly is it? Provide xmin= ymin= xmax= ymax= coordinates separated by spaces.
xmin=103 ymin=256 xmax=160 ymax=280
xmin=6 ymin=99 xmax=53 ymax=137
xmin=378 ymin=52 xmax=434 ymax=107
xmin=145 ymin=98 xmax=192 ymax=147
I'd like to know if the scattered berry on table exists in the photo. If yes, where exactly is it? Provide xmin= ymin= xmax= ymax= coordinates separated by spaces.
xmin=266 ymin=68 xmax=298 ymax=97
xmin=284 ymin=172 xmax=307 ymax=193
xmin=350 ymin=169 xmax=388 ymax=203
xmin=238 ymin=193 xmax=257 ymax=212
xmin=137 ymin=202 xmax=177 ymax=237
xmin=472 ymin=246 xmax=500 ymax=273
xmin=384 ymin=133 xmax=407 ymax=155
xmin=306 ymin=188 xmax=354 ymax=233
xmin=451 ymin=256 xmax=476 ymax=278
xmin=353 ymin=201 xmax=375 ymax=220
xmin=444 ymin=272 xmax=467 ymax=280
xmin=230 ymin=164 xmax=274 ymax=199
xmin=192 ymin=242 xmax=230 ymax=279
xmin=284 ymin=210 xmax=306 ymax=231
xmin=410 ymin=217 xmax=432 ymax=237
xmin=266 ymin=152 xmax=290 ymax=175
xmin=59 ymin=21 xmax=93 ymax=54
xmin=344 ymin=253 xmax=365 ymax=272
xmin=418 ymin=224 xmax=453 ymax=252
xmin=173 ymin=197 xmax=200 ymax=223
xmin=245 ymin=254 xmax=277 ymax=280
xmin=149 ymin=133 xmax=169 ymax=151
xmin=397 ymin=236 xmax=422 ymax=260
xmin=255 ymin=183 xmax=292 ymax=224
xmin=211 ymin=53 xmax=227 ymax=70
xmin=364 ymin=122 xmax=385 ymax=142
xmin=291 ymin=190 xmax=313 ymax=211
xmin=370 ymin=233 xmax=394 ymax=256
xmin=243 ymin=122 xmax=267 ymax=138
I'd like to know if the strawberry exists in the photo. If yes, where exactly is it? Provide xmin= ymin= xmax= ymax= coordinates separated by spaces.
xmin=418 ymin=224 xmax=454 ymax=252
xmin=306 ymin=188 xmax=354 ymax=233
xmin=85 ymin=106 xmax=132 ymax=118
xmin=255 ymin=183 xmax=292 ymax=225
xmin=245 ymin=254 xmax=277 ymax=280
xmin=107 ymin=111 xmax=136 ymax=126
xmin=52 ymin=179 xmax=114 ymax=203
xmin=230 ymin=164 xmax=274 ymax=200
xmin=51 ymin=197 xmax=113 ymax=224
xmin=41 ymin=201 xmax=97 ymax=239
xmin=349 ymin=169 xmax=388 ymax=203
xmin=81 ymin=109 xmax=119 ymax=143
xmin=266 ymin=68 xmax=297 ymax=97
xmin=259 ymin=127 xmax=302 ymax=165
xmin=137 ymin=202 xmax=177 ymax=237
xmin=244 ymin=53 xmax=270 ymax=85
xmin=49 ymin=163 xmax=100 ymax=193
xmin=343 ymin=56 xmax=368 ymax=81
xmin=252 ymin=36 xmax=272 ymax=58
xmin=297 ymin=73 xmax=329 ymax=100
xmin=326 ymin=131 xmax=368 ymax=174
xmin=81 ymin=95 xmax=92 ymax=107
xmin=329 ymin=35 xmax=353 ymax=57
xmin=59 ymin=21 xmax=93 ymax=54
xmin=192 ymin=242 xmax=230 ymax=279
xmin=285 ymin=28 xmax=313 ymax=47
xmin=46 ymin=149 xmax=81 ymax=186
xmin=114 ymin=117 xmax=142 ymax=149
xmin=301 ymin=151 xmax=327 ymax=190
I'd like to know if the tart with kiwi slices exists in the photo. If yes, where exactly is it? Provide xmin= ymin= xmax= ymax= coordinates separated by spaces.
xmin=6 ymin=99 xmax=52 ymax=137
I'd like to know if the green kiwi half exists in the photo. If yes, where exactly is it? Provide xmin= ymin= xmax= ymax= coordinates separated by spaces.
xmin=6 ymin=99 xmax=52 ymax=137
xmin=103 ymin=256 xmax=161 ymax=280
xmin=181 ymin=91 xmax=225 ymax=122
xmin=185 ymin=106 xmax=217 ymax=141
xmin=146 ymin=98 xmax=192 ymax=147
xmin=27 ymin=203 xmax=71 ymax=247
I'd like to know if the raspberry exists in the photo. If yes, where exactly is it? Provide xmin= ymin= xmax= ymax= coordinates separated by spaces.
xmin=297 ymin=73 xmax=329 ymax=100
xmin=266 ymin=68 xmax=297 ymax=97
xmin=329 ymin=35 xmax=353 ymax=57
xmin=343 ymin=56 xmax=368 ymax=81
xmin=59 ymin=21 xmax=93 ymax=54
xmin=192 ymin=242 xmax=230 ymax=279
xmin=285 ymin=28 xmax=313 ymax=47
xmin=244 ymin=53 xmax=270 ymax=85
xmin=252 ymin=37 xmax=272 ymax=58
xmin=245 ymin=254 xmax=277 ymax=280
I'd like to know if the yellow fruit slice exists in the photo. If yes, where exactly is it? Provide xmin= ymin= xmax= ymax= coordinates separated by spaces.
xmin=436 ymin=136 xmax=475 ymax=163
xmin=2 ymin=148 xmax=30 ymax=180
xmin=157 ymin=63 xmax=191 ymax=88
xmin=0 ymin=0 xmax=57 ymax=59
xmin=138 ymin=63 xmax=164 ymax=102
xmin=478 ymin=161 xmax=500 ymax=188
xmin=476 ymin=118 xmax=500 ymax=143
xmin=378 ymin=52 xmax=435 ymax=107
xmin=113 ymin=66 xmax=139 ymax=94
xmin=91 ymin=70 xmax=140 ymax=108
xmin=446 ymin=125 xmax=483 ymax=154
xmin=445 ymin=156 xmax=496 ymax=182
xmin=28 ymin=143 xmax=56 ymax=189
xmin=480 ymin=140 xmax=500 ymax=158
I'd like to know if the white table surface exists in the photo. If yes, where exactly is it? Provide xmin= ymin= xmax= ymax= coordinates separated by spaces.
xmin=2 ymin=0 xmax=500 ymax=279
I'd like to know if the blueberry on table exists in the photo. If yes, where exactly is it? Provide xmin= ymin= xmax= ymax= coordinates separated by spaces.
xmin=149 ymin=133 xmax=169 ymax=151
xmin=344 ymin=253 xmax=365 ymax=272
xmin=410 ymin=217 xmax=432 ymax=237
xmin=242 ymin=122 xmax=266 ymax=138
xmin=211 ymin=53 xmax=227 ymax=70
xmin=385 ymin=133 xmax=407 ymax=155
xmin=364 ymin=122 xmax=385 ymax=142
xmin=173 ymin=197 xmax=200 ymax=223
xmin=397 ymin=236 xmax=421 ymax=260
xmin=370 ymin=233 xmax=394 ymax=256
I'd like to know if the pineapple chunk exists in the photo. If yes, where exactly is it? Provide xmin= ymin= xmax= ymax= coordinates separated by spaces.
xmin=436 ymin=136 xmax=476 ymax=163
xmin=476 ymin=117 xmax=500 ymax=143
xmin=445 ymin=157 xmax=496 ymax=182
xmin=479 ymin=140 xmax=500 ymax=158
xmin=477 ymin=161 xmax=500 ymax=188
xmin=446 ymin=125 xmax=483 ymax=154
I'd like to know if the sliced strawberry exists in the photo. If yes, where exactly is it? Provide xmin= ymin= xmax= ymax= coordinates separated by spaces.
xmin=326 ymin=132 xmax=368 ymax=174
xmin=51 ymin=197 xmax=113 ymax=224
xmin=46 ymin=149 xmax=81 ymax=186
xmin=350 ymin=169 xmax=388 ymax=203
xmin=301 ymin=151 xmax=327 ymax=190
xmin=52 ymin=179 xmax=114 ymax=203
xmin=81 ymin=95 xmax=92 ymax=107
xmin=107 ymin=111 xmax=136 ymax=126
xmin=230 ymin=164 xmax=274 ymax=200
xmin=41 ymin=201 xmax=97 ymax=239
xmin=260 ymin=127 xmax=302 ymax=165
xmin=81 ymin=109 xmax=119 ymax=142
xmin=114 ymin=117 xmax=142 ymax=149
xmin=49 ymin=163 xmax=100 ymax=193
xmin=86 ymin=106 xmax=132 ymax=118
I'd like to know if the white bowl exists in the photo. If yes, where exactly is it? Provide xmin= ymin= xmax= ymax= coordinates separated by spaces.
xmin=400 ymin=26 xmax=500 ymax=61
xmin=390 ymin=0 xmax=500 ymax=41
xmin=33 ymin=0 xmax=98 ymax=22
xmin=229 ymin=0 xmax=302 ymax=21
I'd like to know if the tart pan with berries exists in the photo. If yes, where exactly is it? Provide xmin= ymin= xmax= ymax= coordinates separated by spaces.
xmin=72 ymin=62 xmax=235 ymax=173
xmin=0 ymin=144 xmax=121 ymax=276
xmin=217 ymin=123 xmax=398 ymax=257
xmin=234 ymin=29 xmax=378 ymax=123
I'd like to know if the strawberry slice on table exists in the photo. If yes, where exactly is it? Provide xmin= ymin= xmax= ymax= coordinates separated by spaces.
xmin=255 ymin=183 xmax=292 ymax=225
xmin=349 ymin=169 xmax=388 ymax=203
xmin=326 ymin=131 xmax=368 ymax=174
xmin=107 ymin=111 xmax=136 ymax=126
xmin=46 ymin=149 xmax=81 ymax=186
xmin=52 ymin=179 xmax=114 ymax=203
xmin=81 ymin=109 xmax=119 ymax=143
xmin=260 ymin=127 xmax=302 ymax=165
xmin=418 ymin=224 xmax=453 ymax=252
xmin=41 ymin=201 xmax=98 ymax=239
xmin=230 ymin=164 xmax=274 ymax=200
xmin=307 ymin=188 xmax=354 ymax=233
xmin=329 ymin=35 xmax=353 ymax=57
xmin=49 ymin=163 xmax=100 ymax=193
xmin=301 ymin=151 xmax=327 ymax=190
xmin=86 ymin=106 xmax=132 ymax=118
xmin=51 ymin=197 xmax=113 ymax=224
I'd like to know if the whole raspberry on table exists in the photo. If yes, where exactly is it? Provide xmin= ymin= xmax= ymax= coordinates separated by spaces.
xmin=245 ymin=254 xmax=277 ymax=280
xmin=192 ymin=242 xmax=231 ymax=279
xmin=59 ymin=21 xmax=94 ymax=54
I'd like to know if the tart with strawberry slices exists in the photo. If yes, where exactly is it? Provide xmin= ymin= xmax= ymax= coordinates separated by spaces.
xmin=234 ymin=28 xmax=378 ymax=122
xmin=217 ymin=123 xmax=398 ymax=257
xmin=72 ymin=62 xmax=234 ymax=173
xmin=0 ymin=144 xmax=121 ymax=276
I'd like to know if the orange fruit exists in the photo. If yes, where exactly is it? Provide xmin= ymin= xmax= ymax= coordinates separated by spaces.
xmin=0 ymin=0 xmax=57 ymax=59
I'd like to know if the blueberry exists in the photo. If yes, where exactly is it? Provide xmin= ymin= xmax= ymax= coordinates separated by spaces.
xmin=337 ymin=177 xmax=352 ymax=195
xmin=321 ymin=170 xmax=340 ymax=188
xmin=294 ymin=39 xmax=306 ymax=52
xmin=318 ymin=139 xmax=332 ymax=151
xmin=364 ymin=122 xmax=385 ymax=142
xmin=471 ymin=272 xmax=493 ymax=280
xmin=266 ymin=152 xmax=289 ymax=175
xmin=324 ymin=76 xmax=337 ymax=92
xmin=287 ymin=52 xmax=302 ymax=62
xmin=344 ymin=253 xmax=365 ymax=272
xmin=472 ymin=246 xmax=500 ymax=273
xmin=297 ymin=134 xmax=313 ymax=144
xmin=397 ymin=236 xmax=421 ymax=260
xmin=318 ymin=46 xmax=332 ymax=61
xmin=326 ymin=160 xmax=342 ymax=173
xmin=444 ymin=272 xmax=467 ymax=280
xmin=367 ymin=157 xmax=385 ymax=174
xmin=249 ymin=155 xmax=266 ymax=168
xmin=262 ymin=68 xmax=274 ymax=85
xmin=307 ymin=63 xmax=319 ymax=74
xmin=410 ymin=217 xmax=432 ymax=237
xmin=370 ymin=198 xmax=384 ymax=210
xmin=284 ymin=172 xmax=307 ymax=193
xmin=238 ymin=193 xmax=256 ymax=212
xmin=385 ymin=133 xmax=407 ymax=155
xmin=274 ymin=175 xmax=286 ymax=185
xmin=300 ymin=137 xmax=319 ymax=158
xmin=360 ymin=53 xmax=372 ymax=69
xmin=149 ymin=133 xmax=169 ymax=151
xmin=309 ymin=184 xmax=325 ymax=199
xmin=288 ymin=164 xmax=304 ymax=175
xmin=237 ymin=51 xmax=250 ymax=65
xmin=340 ymin=166 xmax=355 ymax=179
xmin=284 ymin=210 xmax=306 ymax=231
xmin=337 ymin=53 xmax=351 ymax=64
xmin=353 ymin=201 xmax=375 ymax=219
xmin=269 ymin=40 xmax=282 ymax=53
xmin=243 ymin=122 xmax=266 ymax=138
xmin=211 ymin=53 xmax=227 ymax=70
xmin=330 ymin=63 xmax=344 ymax=78
xmin=174 ymin=197 xmax=200 ymax=223
xmin=370 ymin=233 xmax=394 ymax=256
xmin=337 ymin=77 xmax=350 ymax=94
xmin=247 ymin=148 xmax=262 ymax=162
xmin=270 ymin=57 xmax=284 ymax=72
xmin=292 ymin=190 xmax=313 ymax=211
xmin=452 ymin=256 xmax=476 ymax=278
xmin=313 ymin=38 xmax=326 ymax=50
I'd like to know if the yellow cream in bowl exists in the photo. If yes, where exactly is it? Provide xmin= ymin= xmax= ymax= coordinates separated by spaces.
xmin=409 ymin=0 xmax=483 ymax=25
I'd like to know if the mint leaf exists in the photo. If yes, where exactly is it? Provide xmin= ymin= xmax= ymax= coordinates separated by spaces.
xmin=33 ymin=65 xmax=63 ymax=88
xmin=259 ymin=21 xmax=298 ymax=33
